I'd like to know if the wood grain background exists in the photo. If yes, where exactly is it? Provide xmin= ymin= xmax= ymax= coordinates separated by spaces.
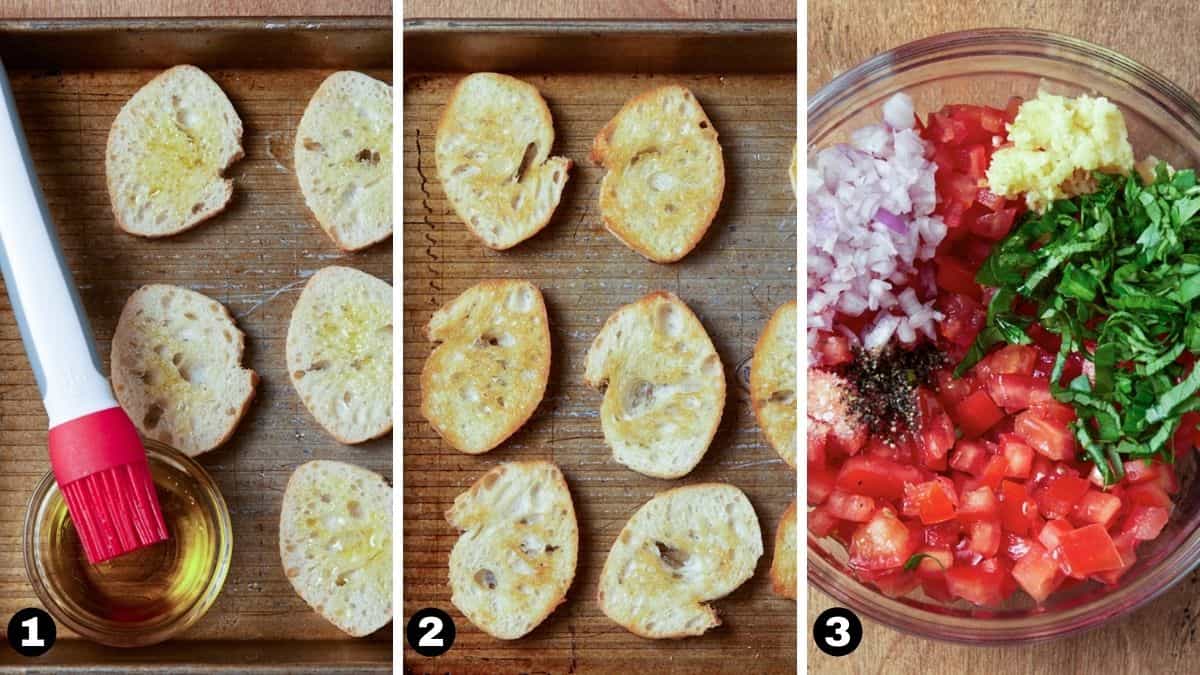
xmin=0 ymin=62 xmax=391 ymax=670
xmin=402 ymin=68 xmax=796 ymax=672
xmin=809 ymin=1 xmax=1200 ymax=672
xmin=0 ymin=1 xmax=390 ymax=18
xmin=404 ymin=0 xmax=795 ymax=20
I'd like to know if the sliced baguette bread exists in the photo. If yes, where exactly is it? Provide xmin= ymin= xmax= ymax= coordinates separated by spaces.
xmin=750 ymin=301 xmax=797 ymax=468
xmin=422 ymin=280 xmax=551 ymax=454
xmin=598 ymin=483 xmax=762 ymax=638
xmin=770 ymin=500 xmax=797 ymax=600
xmin=106 ymin=65 xmax=243 ymax=237
xmin=287 ymin=266 xmax=393 ymax=444
xmin=111 ymin=284 xmax=257 ymax=456
xmin=584 ymin=291 xmax=724 ymax=479
xmin=591 ymin=85 xmax=724 ymax=262
xmin=446 ymin=461 xmax=578 ymax=639
xmin=294 ymin=71 xmax=393 ymax=251
xmin=280 ymin=460 xmax=392 ymax=637
xmin=436 ymin=73 xmax=572 ymax=250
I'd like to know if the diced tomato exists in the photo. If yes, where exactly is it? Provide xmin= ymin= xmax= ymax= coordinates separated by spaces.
xmin=987 ymin=374 xmax=1053 ymax=413
xmin=815 ymin=333 xmax=854 ymax=367
xmin=904 ymin=479 xmax=959 ymax=525
xmin=836 ymin=456 xmax=925 ymax=500
xmin=1011 ymin=542 xmax=1064 ymax=603
xmin=1034 ymin=473 xmax=1091 ymax=519
xmin=934 ymin=369 xmax=975 ymax=409
xmin=924 ymin=520 xmax=962 ymax=548
xmin=998 ymin=480 xmax=1038 ymax=536
xmin=912 ymin=546 xmax=954 ymax=577
xmin=986 ymin=345 xmax=1038 ymax=376
xmin=950 ymin=439 xmax=989 ymax=476
xmin=809 ymin=506 xmax=839 ymax=537
xmin=1122 ymin=459 xmax=1160 ymax=484
xmin=1157 ymin=464 xmax=1181 ymax=495
xmin=1004 ymin=96 xmax=1023 ymax=122
xmin=955 ymin=390 xmax=1006 ymax=437
xmin=1121 ymin=505 xmax=1171 ymax=541
xmin=970 ymin=207 xmax=1016 ymax=240
xmin=828 ymin=423 xmax=868 ymax=457
xmin=1032 ymin=400 xmax=1077 ymax=425
xmin=945 ymin=558 xmax=1009 ymax=606
xmin=1091 ymin=530 xmax=1138 ymax=585
xmin=977 ymin=188 xmax=1006 ymax=211
xmin=977 ymin=454 xmax=1009 ymax=491
xmin=967 ymin=518 xmax=1002 ymax=557
xmin=871 ymin=569 xmax=921 ymax=598
xmin=849 ymin=509 xmax=918 ymax=572
xmin=935 ymin=256 xmax=982 ymax=299
xmin=1058 ymin=524 xmax=1124 ymax=577
xmin=1002 ymin=532 xmax=1034 ymax=560
xmin=826 ymin=491 xmax=877 ymax=522
xmin=999 ymin=435 xmax=1034 ymax=478
xmin=1124 ymin=481 xmax=1172 ymax=509
xmin=1038 ymin=518 xmax=1074 ymax=551
xmin=809 ymin=465 xmax=836 ymax=505
xmin=918 ymin=389 xmax=956 ymax=468
xmin=980 ymin=106 xmax=1007 ymax=134
xmin=937 ymin=293 xmax=986 ymax=348
xmin=1070 ymin=490 xmax=1122 ymax=528
xmin=1015 ymin=410 xmax=1075 ymax=461
xmin=958 ymin=485 xmax=999 ymax=521
xmin=960 ymin=144 xmax=989 ymax=179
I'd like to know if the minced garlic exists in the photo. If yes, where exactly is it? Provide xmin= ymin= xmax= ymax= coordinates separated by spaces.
xmin=987 ymin=90 xmax=1134 ymax=211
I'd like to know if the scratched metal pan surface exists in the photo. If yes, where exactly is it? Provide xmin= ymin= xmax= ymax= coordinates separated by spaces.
xmin=403 ymin=19 xmax=798 ymax=674
xmin=0 ymin=18 xmax=391 ymax=673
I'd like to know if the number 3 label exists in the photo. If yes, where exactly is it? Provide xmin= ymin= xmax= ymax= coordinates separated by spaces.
xmin=406 ymin=608 xmax=456 ymax=657
xmin=813 ymin=607 xmax=862 ymax=657
xmin=7 ymin=608 xmax=55 ymax=657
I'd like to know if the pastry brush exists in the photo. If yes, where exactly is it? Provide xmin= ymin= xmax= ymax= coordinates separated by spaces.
xmin=0 ymin=58 xmax=168 ymax=563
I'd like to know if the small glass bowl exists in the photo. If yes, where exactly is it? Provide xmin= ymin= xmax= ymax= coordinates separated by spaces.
xmin=809 ymin=28 xmax=1200 ymax=644
xmin=23 ymin=439 xmax=232 ymax=647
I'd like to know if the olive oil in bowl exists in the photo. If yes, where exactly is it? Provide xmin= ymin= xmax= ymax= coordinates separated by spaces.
xmin=24 ymin=440 xmax=231 ymax=647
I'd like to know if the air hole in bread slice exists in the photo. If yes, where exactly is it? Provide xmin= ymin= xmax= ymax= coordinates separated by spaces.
xmin=655 ymin=303 xmax=684 ymax=337
xmin=654 ymin=541 xmax=689 ymax=569
xmin=769 ymin=389 xmax=795 ymax=405
xmin=514 ymin=142 xmax=538 ymax=183
xmin=474 ymin=569 xmax=497 ymax=590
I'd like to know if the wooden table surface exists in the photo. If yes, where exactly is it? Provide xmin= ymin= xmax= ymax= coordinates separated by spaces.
xmin=809 ymin=1 xmax=1200 ymax=672
xmin=404 ymin=0 xmax=795 ymax=20
xmin=0 ymin=1 xmax=390 ymax=18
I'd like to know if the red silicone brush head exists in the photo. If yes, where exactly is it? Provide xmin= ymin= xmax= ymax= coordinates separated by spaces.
xmin=47 ymin=407 xmax=169 ymax=563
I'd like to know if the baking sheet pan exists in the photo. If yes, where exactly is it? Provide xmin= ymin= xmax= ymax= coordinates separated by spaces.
xmin=0 ymin=17 xmax=392 ymax=672
xmin=403 ymin=19 xmax=797 ymax=675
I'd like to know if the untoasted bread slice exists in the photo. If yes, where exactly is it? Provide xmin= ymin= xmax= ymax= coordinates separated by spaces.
xmin=584 ymin=291 xmax=724 ymax=478
xmin=294 ymin=71 xmax=393 ymax=251
xmin=106 ymin=65 xmax=243 ymax=237
xmin=111 ymin=284 xmax=257 ymax=456
xmin=598 ymin=483 xmax=762 ymax=638
xmin=280 ymin=460 xmax=392 ymax=637
xmin=770 ymin=500 xmax=797 ymax=600
xmin=422 ymin=280 xmax=551 ymax=454
xmin=591 ymin=85 xmax=724 ymax=262
xmin=750 ymin=301 xmax=797 ymax=468
xmin=446 ymin=461 xmax=578 ymax=639
xmin=436 ymin=73 xmax=571 ymax=250
xmin=287 ymin=266 xmax=393 ymax=444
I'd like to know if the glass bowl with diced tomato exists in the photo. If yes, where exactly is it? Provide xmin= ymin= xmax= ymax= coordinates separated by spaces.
xmin=808 ymin=28 xmax=1200 ymax=644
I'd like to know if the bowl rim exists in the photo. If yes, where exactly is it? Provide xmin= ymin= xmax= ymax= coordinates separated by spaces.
xmin=810 ymin=27 xmax=1200 ymax=138
xmin=807 ymin=27 xmax=1200 ymax=646
xmin=22 ymin=439 xmax=233 ymax=648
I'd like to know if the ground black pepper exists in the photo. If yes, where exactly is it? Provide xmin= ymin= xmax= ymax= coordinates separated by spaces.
xmin=841 ymin=343 xmax=944 ymax=440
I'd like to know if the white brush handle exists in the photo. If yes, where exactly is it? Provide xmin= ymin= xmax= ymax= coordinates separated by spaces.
xmin=0 ymin=59 xmax=116 ymax=428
